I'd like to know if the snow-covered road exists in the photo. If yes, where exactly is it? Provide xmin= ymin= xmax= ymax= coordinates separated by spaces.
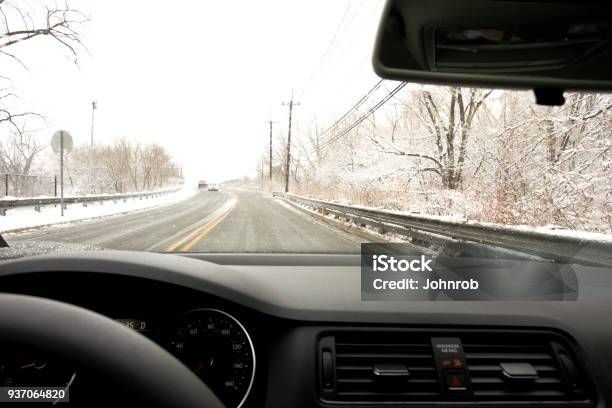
xmin=5 ymin=189 xmax=367 ymax=252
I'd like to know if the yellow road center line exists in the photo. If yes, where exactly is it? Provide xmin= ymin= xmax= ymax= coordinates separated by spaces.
xmin=165 ymin=200 xmax=235 ymax=252
xmin=165 ymin=222 xmax=209 ymax=252
xmin=179 ymin=206 xmax=234 ymax=252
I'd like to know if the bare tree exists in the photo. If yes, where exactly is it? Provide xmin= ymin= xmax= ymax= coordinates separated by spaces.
xmin=369 ymin=87 xmax=492 ymax=189
xmin=0 ymin=129 xmax=43 ymax=175
xmin=98 ymin=145 xmax=128 ymax=193
xmin=0 ymin=0 xmax=86 ymax=134
xmin=0 ymin=0 xmax=86 ymax=65
xmin=139 ymin=143 xmax=174 ymax=191
xmin=466 ymin=91 xmax=612 ymax=231
xmin=129 ymin=142 xmax=141 ymax=191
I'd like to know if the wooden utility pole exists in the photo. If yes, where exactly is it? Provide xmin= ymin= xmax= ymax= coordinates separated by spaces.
xmin=282 ymin=91 xmax=299 ymax=193
xmin=265 ymin=119 xmax=277 ymax=184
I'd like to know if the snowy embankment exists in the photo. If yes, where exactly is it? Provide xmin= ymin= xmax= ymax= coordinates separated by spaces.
xmin=0 ymin=187 xmax=196 ymax=234
xmin=286 ymin=193 xmax=612 ymax=245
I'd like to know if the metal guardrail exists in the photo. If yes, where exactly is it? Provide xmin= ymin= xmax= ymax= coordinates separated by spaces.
xmin=0 ymin=187 xmax=182 ymax=215
xmin=274 ymin=192 xmax=612 ymax=266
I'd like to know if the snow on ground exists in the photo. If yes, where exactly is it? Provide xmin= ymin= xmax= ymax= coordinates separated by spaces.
xmin=0 ymin=187 xmax=196 ymax=233
xmin=0 ymin=241 xmax=103 ymax=260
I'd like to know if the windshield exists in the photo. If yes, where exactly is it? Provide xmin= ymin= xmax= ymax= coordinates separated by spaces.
xmin=0 ymin=1 xmax=610 ymax=258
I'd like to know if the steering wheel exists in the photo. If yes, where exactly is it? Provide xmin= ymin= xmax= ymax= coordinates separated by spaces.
xmin=0 ymin=293 xmax=226 ymax=408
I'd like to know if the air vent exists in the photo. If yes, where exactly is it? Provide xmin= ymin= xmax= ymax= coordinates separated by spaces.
xmin=320 ymin=333 xmax=441 ymax=402
xmin=462 ymin=333 xmax=588 ymax=401
xmin=319 ymin=330 xmax=593 ymax=405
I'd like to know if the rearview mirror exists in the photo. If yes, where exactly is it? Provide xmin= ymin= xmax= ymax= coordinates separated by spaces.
xmin=372 ymin=0 xmax=612 ymax=102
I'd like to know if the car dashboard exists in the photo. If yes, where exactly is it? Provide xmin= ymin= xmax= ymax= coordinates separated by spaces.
xmin=0 ymin=251 xmax=611 ymax=408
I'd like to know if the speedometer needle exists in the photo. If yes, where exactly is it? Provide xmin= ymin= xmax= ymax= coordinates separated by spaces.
xmin=19 ymin=362 xmax=35 ymax=369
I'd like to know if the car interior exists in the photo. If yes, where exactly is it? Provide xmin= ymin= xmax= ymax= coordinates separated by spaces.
xmin=0 ymin=0 xmax=611 ymax=407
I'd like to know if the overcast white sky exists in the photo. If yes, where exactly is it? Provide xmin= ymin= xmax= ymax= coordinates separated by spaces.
xmin=6 ymin=0 xmax=385 ymax=183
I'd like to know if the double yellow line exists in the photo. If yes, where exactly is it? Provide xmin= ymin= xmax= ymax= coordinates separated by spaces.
xmin=165 ymin=200 xmax=236 ymax=252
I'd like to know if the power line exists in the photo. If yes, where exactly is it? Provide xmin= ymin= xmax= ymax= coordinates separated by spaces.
xmin=299 ymin=0 xmax=383 ymax=138
xmin=317 ymin=79 xmax=384 ymax=139
xmin=321 ymin=82 xmax=406 ymax=149
xmin=321 ymin=0 xmax=382 ymax=90
xmin=302 ymin=0 xmax=372 ymax=97
xmin=314 ymin=82 xmax=406 ymax=153
xmin=316 ymin=0 xmax=366 ymax=74
xmin=301 ymin=2 xmax=352 ymax=94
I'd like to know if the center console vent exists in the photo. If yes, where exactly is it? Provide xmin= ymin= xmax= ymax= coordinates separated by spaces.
xmin=318 ymin=330 xmax=594 ymax=406
xmin=462 ymin=333 xmax=587 ymax=401
xmin=321 ymin=332 xmax=440 ymax=402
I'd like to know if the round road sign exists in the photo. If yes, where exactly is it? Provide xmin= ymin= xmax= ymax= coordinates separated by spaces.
xmin=51 ymin=130 xmax=73 ymax=154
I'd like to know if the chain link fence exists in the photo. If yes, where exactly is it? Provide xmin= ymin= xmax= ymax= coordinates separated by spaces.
xmin=2 ymin=173 xmax=57 ymax=198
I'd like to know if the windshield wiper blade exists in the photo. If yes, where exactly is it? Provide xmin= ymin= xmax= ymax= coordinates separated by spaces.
xmin=0 ymin=233 xmax=8 ymax=248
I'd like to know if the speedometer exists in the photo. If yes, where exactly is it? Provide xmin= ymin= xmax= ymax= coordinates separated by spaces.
xmin=157 ymin=309 xmax=255 ymax=408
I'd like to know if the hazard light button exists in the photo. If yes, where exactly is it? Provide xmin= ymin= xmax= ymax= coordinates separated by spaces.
xmin=445 ymin=371 xmax=468 ymax=392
